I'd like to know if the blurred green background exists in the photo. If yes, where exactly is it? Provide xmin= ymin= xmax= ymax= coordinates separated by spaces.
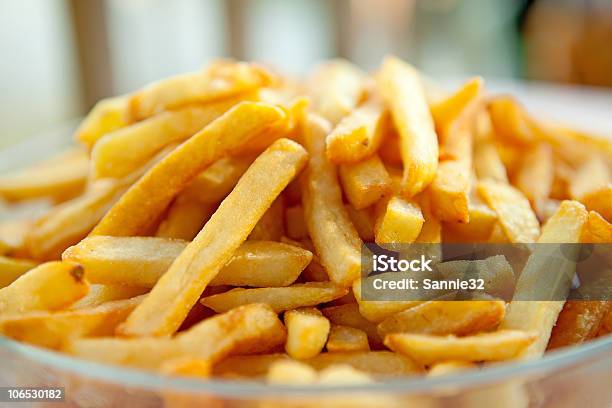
xmin=1 ymin=0 xmax=611 ymax=148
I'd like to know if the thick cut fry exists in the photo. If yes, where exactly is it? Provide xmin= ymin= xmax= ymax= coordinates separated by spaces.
xmin=377 ymin=299 xmax=506 ymax=337
xmin=442 ymin=202 xmax=497 ymax=242
xmin=118 ymin=139 xmax=307 ymax=336
xmin=308 ymin=60 xmax=364 ymax=125
xmin=429 ymin=158 xmax=471 ymax=223
xmin=0 ymin=262 xmax=88 ymax=313
xmin=0 ymin=148 xmax=88 ymax=203
xmin=74 ymin=95 xmax=130 ymax=149
xmin=92 ymin=102 xmax=286 ymax=237
xmin=322 ymin=303 xmax=382 ymax=347
xmin=155 ymin=196 xmax=216 ymax=241
xmin=248 ymin=196 xmax=284 ymax=241
xmin=284 ymin=308 xmax=330 ymax=359
xmin=63 ymin=237 xmax=310 ymax=288
xmin=513 ymin=143 xmax=554 ymax=207
xmin=0 ymin=295 xmax=144 ymax=349
xmin=548 ymin=301 xmax=611 ymax=349
xmin=301 ymin=115 xmax=363 ymax=285
xmin=473 ymin=142 xmax=509 ymax=183
xmin=128 ymin=61 xmax=274 ymax=120
xmin=385 ymin=330 xmax=537 ymax=365
xmin=345 ymin=204 xmax=375 ymax=241
xmin=326 ymin=101 xmax=385 ymax=163
xmin=569 ymin=156 xmax=610 ymax=200
xmin=65 ymin=304 xmax=285 ymax=370
xmin=339 ymin=154 xmax=391 ymax=210
xmin=427 ymin=361 xmax=476 ymax=377
xmin=580 ymin=184 xmax=612 ymax=222
xmin=437 ymin=256 xmax=516 ymax=299
xmin=70 ymin=284 xmax=149 ymax=309
xmin=201 ymin=282 xmax=348 ymax=313
xmin=378 ymin=56 xmax=438 ymax=197
xmin=430 ymin=77 xmax=483 ymax=140
xmin=91 ymin=99 xmax=242 ymax=179
xmin=581 ymin=211 xmax=612 ymax=243
xmin=374 ymin=196 xmax=424 ymax=244
xmin=326 ymin=325 xmax=370 ymax=352
xmin=285 ymin=205 xmax=308 ymax=239
xmin=501 ymin=200 xmax=588 ymax=358
xmin=477 ymin=180 xmax=540 ymax=243
xmin=0 ymin=256 xmax=38 ymax=288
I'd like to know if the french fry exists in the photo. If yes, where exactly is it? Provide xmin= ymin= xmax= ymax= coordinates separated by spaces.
xmin=513 ymin=143 xmax=554 ymax=208
xmin=473 ymin=141 xmax=509 ymax=183
xmin=580 ymin=183 xmax=612 ymax=222
xmin=326 ymin=325 xmax=370 ymax=352
xmin=0 ymin=256 xmax=38 ymax=288
xmin=477 ymin=180 xmax=540 ymax=243
xmin=284 ymin=307 xmax=330 ymax=359
xmin=201 ymin=282 xmax=348 ymax=313
xmin=92 ymin=102 xmax=287 ymax=237
xmin=65 ymin=303 xmax=285 ymax=370
xmin=128 ymin=61 xmax=274 ymax=121
xmin=248 ymin=196 xmax=285 ymax=241
xmin=0 ymin=148 xmax=88 ymax=203
xmin=285 ymin=205 xmax=308 ymax=240
xmin=569 ymin=156 xmax=610 ymax=200
xmin=0 ymin=219 xmax=32 ymax=256
xmin=427 ymin=361 xmax=476 ymax=377
xmin=0 ymin=295 xmax=144 ymax=349
xmin=352 ymin=278 xmax=422 ymax=323
xmin=339 ymin=154 xmax=392 ymax=210
xmin=581 ymin=211 xmax=612 ymax=243
xmin=548 ymin=301 xmax=611 ymax=349
xmin=385 ymin=330 xmax=537 ymax=365
xmin=155 ymin=195 xmax=216 ymax=241
xmin=308 ymin=59 xmax=364 ymax=125
xmin=488 ymin=96 xmax=538 ymax=145
xmin=305 ymin=351 xmax=422 ymax=377
xmin=74 ymin=95 xmax=130 ymax=149
xmin=70 ymin=284 xmax=149 ymax=309
xmin=345 ymin=204 xmax=376 ymax=241
xmin=326 ymin=100 xmax=385 ymax=164
xmin=374 ymin=196 xmax=424 ymax=244
xmin=321 ymin=303 xmax=383 ymax=348
xmin=266 ymin=360 xmax=318 ymax=384
xmin=378 ymin=56 xmax=438 ymax=197
xmin=500 ymin=200 xmax=588 ymax=358
xmin=64 ymin=237 xmax=311 ymax=288
xmin=377 ymin=299 xmax=506 ymax=337
xmin=118 ymin=139 xmax=307 ymax=336
xmin=430 ymin=77 xmax=483 ymax=141
xmin=442 ymin=202 xmax=497 ymax=243
xmin=0 ymin=262 xmax=88 ymax=313
xmin=301 ymin=115 xmax=363 ymax=286
xmin=159 ymin=358 xmax=212 ymax=378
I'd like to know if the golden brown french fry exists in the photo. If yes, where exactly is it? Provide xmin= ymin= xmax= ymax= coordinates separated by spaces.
xmin=501 ymin=200 xmax=589 ymax=358
xmin=345 ymin=204 xmax=376 ymax=241
xmin=436 ymin=256 xmax=516 ymax=299
xmin=74 ymin=95 xmax=130 ymax=149
xmin=326 ymin=325 xmax=370 ymax=352
xmin=488 ymin=96 xmax=538 ymax=145
xmin=339 ymin=154 xmax=392 ymax=210
xmin=92 ymin=102 xmax=287 ymax=237
xmin=377 ymin=299 xmax=506 ymax=337
xmin=118 ymin=138 xmax=307 ymax=336
xmin=473 ymin=141 xmax=509 ymax=183
xmin=548 ymin=301 xmax=611 ymax=350
xmin=285 ymin=205 xmax=308 ymax=240
xmin=63 ymin=237 xmax=310 ymax=288
xmin=308 ymin=59 xmax=364 ymax=125
xmin=155 ymin=195 xmax=216 ymax=241
xmin=580 ymin=184 xmax=612 ymax=222
xmin=385 ymin=330 xmax=536 ymax=365
xmin=321 ymin=303 xmax=382 ymax=348
xmin=374 ymin=196 xmax=424 ymax=244
xmin=301 ymin=115 xmax=362 ymax=286
xmin=430 ymin=77 xmax=483 ymax=140
xmin=0 ymin=295 xmax=144 ymax=349
xmin=442 ymin=202 xmax=497 ymax=243
xmin=201 ymin=282 xmax=348 ymax=313
xmin=91 ymin=98 xmax=244 ymax=179
xmin=248 ymin=196 xmax=285 ymax=241
xmin=70 ymin=284 xmax=149 ymax=309
xmin=0 ymin=148 xmax=88 ymax=203
xmin=378 ymin=56 xmax=438 ymax=197
xmin=128 ymin=61 xmax=274 ymax=121
xmin=352 ymin=278 xmax=422 ymax=323
xmin=65 ymin=303 xmax=285 ymax=370
xmin=284 ymin=307 xmax=330 ymax=359
xmin=0 ymin=262 xmax=88 ymax=313
xmin=477 ymin=180 xmax=540 ymax=243
xmin=513 ymin=143 xmax=554 ymax=208
xmin=0 ymin=256 xmax=38 ymax=288
xmin=569 ymin=156 xmax=610 ymax=200
xmin=581 ymin=211 xmax=612 ymax=243
xmin=414 ymin=192 xmax=442 ymax=245
xmin=326 ymin=99 xmax=385 ymax=164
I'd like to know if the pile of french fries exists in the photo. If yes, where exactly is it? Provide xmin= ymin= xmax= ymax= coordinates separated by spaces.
xmin=0 ymin=57 xmax=610 ymax=384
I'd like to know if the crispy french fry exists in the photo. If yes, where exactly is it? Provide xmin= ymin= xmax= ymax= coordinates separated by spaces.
xmin=321 ymin=304 xmax=382 ymax=348
xmin=0 ymin=262 xmax=88 ymax=313
xmin=488 ymin=96 xmax=538 ymax=145
xmin=92 ymin=102 xmax=287 ymax=237
xmin=267 ymin=360 xmax=318 ymax=384
xmin=513 ymin=143 xmax=554 ymax=207
xmin=201 ymin=282 xmax=348 ymax=313
xmin=385 ymin=330 xmax=537 ymax=365
xmin=64 ymin=237 xmax=311 ymax=288
xmin=548 ymin=301 xmax=611 ymax=349
xmin=128 ymin=61 xmax=274 ymax=121
xmin=308 ymin=60 xmax=364 ymax=125
xmin=345 ymin=204 xmax=376 ymax=241
xmin=74 ymin=95 xmax=130 ymax=149
xmin=284 ymin=307 xmax=330 ymax=359
xmin=326 ymin=100 xmax=385 ymax=164
xmin=155 ymin=195 xmax=216 ymax=241
xmin=0 ymin=256 xmax=38 ymax=288
xmin=580 ymin=183 xmax=612 ymax=222
xmin=339 ymin=154 xmax=391 ymax=210
xmin=378 ymin=56 xmax=438 ymax=197
xmin=0 ymin=295 xmax=144 ymax=349
xmin=427 ymin=361 xmax=476 ymax=377
xmin=118 ymin=139 xmax=307 ymax=336
xmin=70 ymin=284 xmax=149 ymax=309
xmin=430 ymin=77 xmax=483 ymax=141
xmin=429 ymin=147 xmax=472 ymax=223
xmin=442 ymin=202 xmax=497 ymax=243
xmin=569 ymin=156 xmax=610 ymax=200
xmin=0 ymin=148 xmax=88 ymax=203
xmin=377 ymin=299 xmax=506 ymax=337
xmin=374 ymin=196 xmax=424 ymax=244
xmin=473 ymin=141 xmax=509 ymax=183
xmin=326 ymin=325 xmax=370 ymax=352
xmin=581 ymin=211 xmax=612 ymax=243
xmin=477 ymin=180 xmax=540 ymax=243
xmin=301 ymin=115 xmax=362 ymax=285
xmin=285 ymin=205 xmax=308 ymax=240
xmin=248 ymin=196 xmax=285 ymax=241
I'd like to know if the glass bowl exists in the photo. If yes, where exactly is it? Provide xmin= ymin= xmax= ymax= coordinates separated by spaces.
xmin=1 ymin=82 xmax=611 ymax=408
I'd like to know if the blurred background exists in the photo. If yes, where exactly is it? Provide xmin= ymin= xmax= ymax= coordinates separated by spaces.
xmin=1 ymin=0 xmax=611 ymax=148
